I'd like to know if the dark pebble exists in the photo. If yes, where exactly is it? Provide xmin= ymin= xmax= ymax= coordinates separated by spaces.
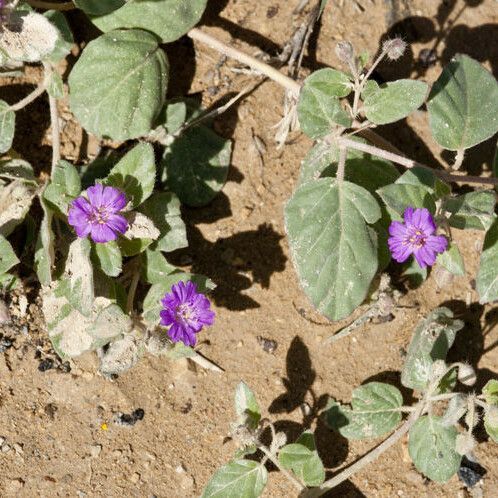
xmin=458 ymin=456 xmax=486 ymax=488
xmin=115 ymin=409 xmax=145 ymax=427
xmin=257 ymin=336 xmax=278 ymax=354
xmin=0 ymin=336 xmax=13 ymax=353
xmin=59 ymin=361 xmax=71 ymax=373
xmin=38 ymin=358 xmax=54 ymax=372
xmin=418 ymin=48 xmax=437 ymax=68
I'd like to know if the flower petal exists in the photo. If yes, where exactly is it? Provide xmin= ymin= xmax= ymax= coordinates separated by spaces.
xmin=102 ymin=186 xmax=127 ymax=211
xmin=426 ymin=234 xmax=448 ymax=254
xmin=90 ymin=223 xmax=117 ymax=243
xmin=106 ymin=214 xmax=128 ymax=235
xmin=403 ymin=206 xmax=415 ymax=224
xmin=86 ymin=183 xmax=105 ymax=208
xmin=389 ymin=220 xmax=407 ymax=237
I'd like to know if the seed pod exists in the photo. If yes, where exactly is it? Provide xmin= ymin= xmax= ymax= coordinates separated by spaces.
xmin=455 ymin=433 xmax=476 ymax=456
xmin=458 ymin=363 xmax=477 ymax=386
xmin=382 ymin=38 xmax=407 ymax=61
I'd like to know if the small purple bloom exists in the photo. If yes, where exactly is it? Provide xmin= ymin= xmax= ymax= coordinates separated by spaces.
xmin=68 ymin=184 xmax=128 ymax=243
xmin=160 ymin=281 xmax=215 ymax=347
xmin=388 ymin=207 xmax=448 ymax=268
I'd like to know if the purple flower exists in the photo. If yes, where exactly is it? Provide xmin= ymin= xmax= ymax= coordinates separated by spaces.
xmin=388 ymin=207 xmax=448 ymax=268
xmin=68 ymin=184 xmax=128 ymax=243
xmin=160 ymin=281 xmax=215 ymax=347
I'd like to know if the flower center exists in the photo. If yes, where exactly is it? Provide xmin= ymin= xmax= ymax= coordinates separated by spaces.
xmin=175 ymin=303 xmax=194 ymax=324
xmin=406 ymin=228 xmax=426 ymax=248
xmin=89 ymin=206 xmax=110 ymax=225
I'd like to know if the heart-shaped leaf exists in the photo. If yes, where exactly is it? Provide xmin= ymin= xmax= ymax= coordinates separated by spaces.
xmin=69 ymin=29 xmax=168 ymax=141
xmin=285 ymin=178 xmax=380 ymax=321
xmin=427 ymin=54 xmax=498 ymax=150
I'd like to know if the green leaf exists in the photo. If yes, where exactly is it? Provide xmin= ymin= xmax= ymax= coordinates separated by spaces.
xmin=0 ymin=100 xmax=15 ymax=154
xmin=93 ymin=241 xmax=122 ymax=277
xmin=0 ymin=235 xmax=19 ymax=275
xmin=73 ymin=0 xmax=124 ymax=16
xmin=46 ymin=71 xmax=64 ymax=99
xmin=278 ymin=431 xmax=325 ymax=487
xmin=401 ymin=257 xmax=428 ymax=286
xmin=166 ymin=342 xmax=196 ymax=360
xmin=361 ymin=80 xmax=379 ymax=100
xmin=484 ymin=415 xmax=498 ymax=443
xmin=141 ymin=249 xmax=176 ymax=284
xmin=44 ymin=10 xmax=74 ymax=63
xmin=106 ymin=142 xmax=155 ymax=208
xmin=326 ymin=382 xmax=403 ymax=439
xmin=61 ymin=238 xmax=94 ymax=316
xmin=428 ymin=54 xmax=498 ymax=150
xmin=69 ymin=29 xmax=168 ymax=141
xmin=285 ymin=178 xmax=380 ymax=321
xmin=234 ymin=381 xmax=261 ymax=430
xmin=0 ymin=158 xmax=36 ymax=183
xmin=298 ymin=69 xmax=352 ymax=139
xmin=43 ymin=160 xmax=81 ymax=215
xmin=408 ymin=415 xmax=461 ymax=482
xmin=483 ymin=379 xmax=498 ymax=405
xmin=139 ymin=192 xmax=188 ymax=252
xmin=160 ymin=126 xmax=231 ymax=207
xmin=34 ymin=197 xmax=55 ymax=286
xmin=90 ymin=0 xmax=208 ymax=43
xmin=157 ymin=97 xmax=203 ymax=135
xmin=202 ymin=460 xmax=267 ymax=498
xmin=143 ymin=273 xmax=215 ymax=326
xmin=401 ymin=308 xmax=464 ymax=390
xmin=363 ymin=79 xmax=428 ymax=125
xmin=444 ymin=191 xmax=496 ymax=230
xmin=377 ymin=183 xmax=436 ymax=218
xmin=436 ymin=243 xmax=465 ymax=276
xmin=476 ymin=219 xmax=498 ymax=303
xmin=319 ymin=0 xmax=329 ymax=16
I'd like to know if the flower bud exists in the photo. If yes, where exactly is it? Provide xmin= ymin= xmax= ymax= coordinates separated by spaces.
xmin=458 ymin=363 xmax=477 ymax=386
xmin=335 ymin=41 xmax=354 ymax=64
xmin=382 ymin=38 xmax=407 ymax=61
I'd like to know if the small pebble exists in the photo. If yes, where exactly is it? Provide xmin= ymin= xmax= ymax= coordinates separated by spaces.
xmin=44 ymin=403 xmax=58 ymax=419
xmin=38 ymin=358 xmax=54 ymax=372
xmin=2 ymin=444 xmax=11 ymax=453
xmin=90 ymin=444 xmax=102 ymax=458
xmin=256 ymin=336 xmax=278 ymax=354
xmin=0 ymin=300 xmax=11 ymax=324
xmin=13 ymin=443 xmax=23 ymax=455
xmin=115 ymin=409 xmax=145 ymax=427
xmin=0 ymin=335 xmax=14 ymax=353
xmin=458 ymin=456 xmax=486 ymax=488
xmin=130 ymin=472 xmax=140 ymax=484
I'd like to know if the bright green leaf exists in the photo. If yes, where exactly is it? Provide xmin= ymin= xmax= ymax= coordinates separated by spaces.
xmin=363 ymin=79 xmax=427 ymax=125
xmin=286 ymin=178 xmax=380 ymax=321
xmin=202 ymin=460 xmax=267 ymax=498
xmin=326 ymin=382 xmax=403 ymax=439
xmin=483 ymin=379 xmax=498 ymax=405
xmin=409 ymin=415 xmax=461 ymax=482
xmin=427 ymin=54 xmax=498 ymax=150
xmin=69 ymin=29 xmax=168 ymax=141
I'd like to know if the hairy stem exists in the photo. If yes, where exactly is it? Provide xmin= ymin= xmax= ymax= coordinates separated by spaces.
xmin=302 ymin=400 xmax=426 ymax=498
xmin=27 ymin=0 xmax=75 ymax=10
xmin=7 ymin=81 xmax=47 ymax=112
xmin=338 ymin=136 xmax=498 ymax=186
xmin=258 ymin=444 xmax=305 ymax=492
xmin=188 ymin=28 xmax=301 ymax=96
xmin=453 ymin=149 xmax=465 ymax=170
xmin=336 ymin=145 xmax=347 ymax=183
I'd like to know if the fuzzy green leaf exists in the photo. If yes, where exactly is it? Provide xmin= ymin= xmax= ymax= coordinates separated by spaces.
xmin=93 ymin=241 xmax=122 ymax=277
xmin=43 ymin=160 xmax=81 ymax=215
xmin=0 ymin=100 xmax=15 ymax=154
xmin=44 ymin=10 xmax=74 ymax=63
xmin=235 ymin=382 xmax=261 ymax=430
xmin=0 ymin=235 xmax=19 ymax=275
xmin=409 ymin=415 xmax=461 ymax=482
xmin=141 ymin=249 xmax=176 ymax=284
xmin=326 ymin=382 xmax=403 ymax=439
xmin=286 ymin=178 xmax=380 ymax=321
xmin=427 ymin=54 xmax=498 ymax=150
xmin=34 ymin=197 xmax=55 ymax=286
xmin=436 ymin=243 xmax=465 ymax=276
xmin=476 ymin=219 xmax=498 ymax=303
xmin=444 ymin=191 xmax=496 ymax=230
xmin=69 ymin=29 xmax=168 ymax=141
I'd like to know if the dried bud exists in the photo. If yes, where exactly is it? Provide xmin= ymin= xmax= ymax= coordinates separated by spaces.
xmin=382 ymin=38 xmax=407 ymax=61
xmin=335 ymin=41 xmax=354 ymax=64
xmin=455 ymin=433 xmax=475 ymax=456
xmin=458 ymin=363 xmax=477 ymax=386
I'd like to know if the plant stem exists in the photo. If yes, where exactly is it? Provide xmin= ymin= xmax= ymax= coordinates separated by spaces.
xmin=188 ymin=28 xmax=301 ymax=96
xmin=337 ymin=136 xmax=498 ymax=186
xmin=27 ymin=0 xmax=75 ymax=10
xmin=302 ymin=401 xmax=426 ymax=498
xmin=6 ymin=82 xmax=47 ymax=112
xmin=453 ymin=149 xmax=465 ymax=170
xmin=337 ymin=145 xmax=347 ymax=183
xmin=258 ymin=444 xmax=305 ymax=492
xmin=126 ymin=269 xmax=140 ymax=315
xmin=43 ymin=63 xmax=61 ymax=172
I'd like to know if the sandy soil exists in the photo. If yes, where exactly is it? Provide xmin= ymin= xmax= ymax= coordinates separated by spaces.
xmin=1 ymin=1 xmax=498 ymax=497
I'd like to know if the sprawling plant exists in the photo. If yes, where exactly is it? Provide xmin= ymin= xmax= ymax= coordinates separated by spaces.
xmin=1 ymin=0 xmax=497 ymax=494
